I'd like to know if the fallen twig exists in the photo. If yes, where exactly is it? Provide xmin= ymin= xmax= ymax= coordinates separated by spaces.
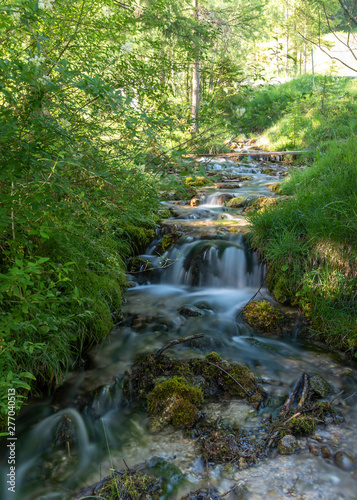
xmin=334 ymin=391 xmax=356 ymax=406
xmin=280 ymin=374 xmax=304 ymax=414
xmin=297 ymin=373 xmax=309 ymax=409
xmin=220 ymin=481 xmax=246 ymax=498
xmin=206 ymin=458 xmax=212 ymax=500
xmin=154 ymin=333 xmax=204 ymax=357
xmin=236 ymin=282 xmax=266 ymax=319
xmin=204 ymin=360 xmax=254 ymax=397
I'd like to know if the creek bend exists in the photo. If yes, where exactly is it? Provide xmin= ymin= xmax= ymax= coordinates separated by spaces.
xmin=1 ymin=156 xmax=357 ymax=500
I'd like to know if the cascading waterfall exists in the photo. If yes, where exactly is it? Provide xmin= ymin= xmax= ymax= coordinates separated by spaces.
xmin=162 ymin=235 xmax=264 ymax=288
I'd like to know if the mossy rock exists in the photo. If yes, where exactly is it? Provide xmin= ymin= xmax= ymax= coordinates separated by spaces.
xmin=124 ymin=352 xmax=262 ymax=407
xmin=215 ymin=182 xmax=241 ymax=189
xmin=147 ymin=377 xmax=203 ymax=429
xmin=245 ymin=196 xmax=277 ymax=214
xmin=261 ymin=168 xmax=279 ymax=176
xmin=277 ymin=435 xmax=299 ymax=455
xmin=242 ymin=300 xmax=284 ymax=334
xmin=127 ymin=256 xmax=154 ymax=273
xmin=185 ymin=176 xmax=211 ymax=187
xmin=309 ymin=375 xmax=333 ymax=398
xmin=155 ymin=232 xmax=182 ymax=255
xmin=226 ymin=196 xmax=247 ymax=208
xmin=93 ymin=470 xmax=162 ymax=500
xmin=178 ymin=305 xmax=205 ymax=317
xmin=122 ymin=223 xmax=155 ymax=253
xmin=283 ymin=415 xmax=316 ymax=436
xmin=269 ymin=182 xmax=283 ymax=194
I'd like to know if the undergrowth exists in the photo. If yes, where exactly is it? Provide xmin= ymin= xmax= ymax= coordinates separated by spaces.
xmin=224 ymin=75 xmax=357 ymax=159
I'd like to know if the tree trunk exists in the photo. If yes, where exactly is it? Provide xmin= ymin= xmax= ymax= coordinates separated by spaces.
xmin=285 ymin=7 xmax=289 ymax=78
xmin=191 ymin=0 xmax=199 ymax=134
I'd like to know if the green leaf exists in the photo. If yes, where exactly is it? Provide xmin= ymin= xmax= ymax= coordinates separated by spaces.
xmin=38 ymin=326 xmax=50 ymax=334
xmin=37 ymin=257 xmax=50 ymax=264
xmin=281 ymin=265 xmax=289 ymax=272
xmin=19 ymin=372 xmax=36 ymax=381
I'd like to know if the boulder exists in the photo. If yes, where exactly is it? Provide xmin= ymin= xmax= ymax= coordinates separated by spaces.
xmin=334 ymin=451 xmax=355 ymax=471
xmin=216 ymin=193 xmax=234 ymax=205
xmin=178 ymin=305 xmax=205 ymax=317
xmin=309 ymin=375 xmax=332 ymax=398
xmin=227 ymin=196 xmax=247 ymax=208
xmin=190 ymin=196 xmax=201 ymax=207
xmin=242 ymin=300 xmax=284 ymax=334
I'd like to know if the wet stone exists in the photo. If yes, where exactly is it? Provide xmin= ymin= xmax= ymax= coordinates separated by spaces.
xmin=178 ymin=305 xmax=205 ymax=317
xmin=309 ymin=444 xmax=320 ymax=456
xmin=321 ymin=445 xmax=331 ymax=458
xmin=334 ymin=451 xmax=355 ymax=471
xmin=215 ymin=182 xmax=241 ymax=189
xmin=309 ymin=375 xmax=332 ymax=398
xmin=191 ymin=196 xmax=201 ymax=207
xmin=277 ymin=435 xmax=299 ymax=455
xmin=216 ymin=194 xmax=234 ymax=205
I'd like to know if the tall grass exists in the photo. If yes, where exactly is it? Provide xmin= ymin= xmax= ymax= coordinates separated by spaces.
xmin=248 ymin=139 xmax=357 ymax=353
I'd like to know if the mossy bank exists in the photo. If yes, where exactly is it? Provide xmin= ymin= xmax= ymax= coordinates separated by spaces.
xmin=247 ymin=139 xmax=357 ymax=355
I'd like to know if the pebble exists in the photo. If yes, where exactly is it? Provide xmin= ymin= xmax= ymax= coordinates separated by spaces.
xmin=309 ymin=444 xmax=320 ymax=456
xmin=277 ymin=435 xmax=299 ymax=455
xmin=321 ymin=446 xmax=331 ymax=459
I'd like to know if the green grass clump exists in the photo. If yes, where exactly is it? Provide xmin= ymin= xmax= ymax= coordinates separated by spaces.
xmin=248 ymin=138 xmax=357 ymax=353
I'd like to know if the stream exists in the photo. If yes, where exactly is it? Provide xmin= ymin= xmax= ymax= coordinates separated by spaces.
xmin=1 ymin=155 xmax=357 ymax=500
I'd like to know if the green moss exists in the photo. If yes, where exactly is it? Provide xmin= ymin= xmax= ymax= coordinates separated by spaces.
xmin=227 ymin=196 xmax=247 ymax=208
xmin=245 ymin=196 xmax=278 ymax=214
xmin=171 ymin=397 xmax=200 ymax=427
xmin=122 ymin=223 xmax=155 ymax=253
xmin=284 ymin=415 xmax=316 ymax=437
xmin=157 ymin=209 xmax=172 ymax=219
xmin=205 ymin=352 xmax=222 ymax=363
xmin=225 ymin=364 xmax=257 ymax=397
xmin=127 ymin=256 xmax=154 ymax=273
xmin=242 ymin=300 xmax=284 ymax=334
xmin=261 ymin=168 xmax=278 ymax=176
xmin=97 ymin=470 xmax=162 ymax=500
xmin=155 ymin=232 xmax=182 ymax=255
xmin=147 ymin=377 xmax=203 ymax=415
xmin=185 ymin=176 xmax=211 ymax=187
xmin=270 ymin=183 xmax=283 ymax=194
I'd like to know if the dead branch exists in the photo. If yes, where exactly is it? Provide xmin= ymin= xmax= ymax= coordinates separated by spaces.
xmin=297 ymin=373 xmax=309 ymax=409
xmin=154 ymin=333 xmax=204 ymax=357
xmin=280 ymin=374 xmax=304 ymax=414
xmin=206 ymin=458 xmax=212 ymax=500
xmin=236 ymin=282 xmax=266 ymax=319
xmin=298 ymin=31 xmax=357 ymax=73
xmin=220 ymin=481 xmax=246 ymax=498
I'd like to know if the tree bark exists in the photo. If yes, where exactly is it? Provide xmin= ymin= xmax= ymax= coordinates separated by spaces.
xmin=191 ymin=0 xmax=199 ymax=134
xmin=285 ymin=6 xmax=289 ymax=78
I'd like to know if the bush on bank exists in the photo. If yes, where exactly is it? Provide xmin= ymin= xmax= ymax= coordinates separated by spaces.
xmin=248 ymin=139 xmax=357 ymax=354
